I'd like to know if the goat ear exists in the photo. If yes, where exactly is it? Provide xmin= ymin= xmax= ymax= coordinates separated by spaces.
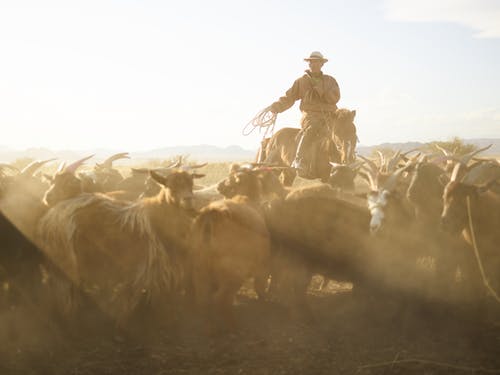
xmin=191 ymin=173 xmax=205 ymax=179
xmin=149 ymin=170 xmax=167 ymax=186
xmin=351 ymin=110 xmax=356 ymax=118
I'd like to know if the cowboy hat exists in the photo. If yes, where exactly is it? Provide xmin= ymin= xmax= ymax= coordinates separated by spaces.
xmin=304 ymin=51 xmax=328 ymax=62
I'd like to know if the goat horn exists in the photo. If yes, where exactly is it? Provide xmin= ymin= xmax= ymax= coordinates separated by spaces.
xmin=376 ymin=151 xmax=386 ymax=170
xmin=450 ymin=163 xmax=463 ymax=182
xmin=358 ymin=155 xmax=379 ymax=175
xmin=187 ymin=162 xmax=208 ymax=169
xmin=458 ymin=144 xmax=493 ymax=166
xmin=358 ymin=170 xmax=377 ymax=190
xmin=63 ymin=154 xmax=94 ymax=174
xmin=164 ymin=158 xmax=182 ymax=169
xmin=55 ymin=161 xmax=66 ymax=174
xmin=435 ymin=144 xmax=452 ymax=156
xmin=387 ymin=150 xmax=402 ymax=172
xmin=20 ymin=158 xmax=57 ymax=176
xmin=382 ymin=166 xmax=407 ymax=192
xmin=99 ymin=152 xmax=130 ymax=169
xmin=401 ymin=148 xmax=421 ymax=157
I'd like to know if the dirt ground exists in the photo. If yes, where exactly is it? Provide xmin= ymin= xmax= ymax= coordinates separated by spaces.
xmin=1 ymin=277 xmax=500 ymax=375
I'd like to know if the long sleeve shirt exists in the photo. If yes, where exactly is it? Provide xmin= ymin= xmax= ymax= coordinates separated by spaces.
xmin=270 ymin=70 xmax=340 ymax=115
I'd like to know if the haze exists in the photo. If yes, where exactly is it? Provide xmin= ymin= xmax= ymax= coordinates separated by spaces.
xmin=1 ymin=0 xmax=499 ymax=152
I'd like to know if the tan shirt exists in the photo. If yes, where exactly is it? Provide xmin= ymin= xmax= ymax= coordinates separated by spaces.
xmin=270 ymin=71 xmax=340 ymax=115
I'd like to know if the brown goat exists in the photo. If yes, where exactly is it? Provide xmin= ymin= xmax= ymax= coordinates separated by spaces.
xmin=190 ymin=196 xmax=271 ymax=331
xmin=36 ymin=170 xmax=202 ymax=324
xmin=407 ymin=161 xmax=481 ymax=299
xmin=189 ymin=165 xmax=285 ymax=331
xmin=264 ymin=184 xmax=383 ymax=319
xmin=441 ymin=167 xmax=500 ymax=294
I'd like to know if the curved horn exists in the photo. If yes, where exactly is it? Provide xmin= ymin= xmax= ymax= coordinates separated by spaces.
xmin=20 ymin=158 xmax=57 ymax=176
xmin=401 ymin=148 xmax=420 ymax=158
xmin=450 ymin=163 xmax=463 ymax=183
xmin=99 ymin=152 xmax=130 ymax=169
xmin=63 ymin=154 xmax=94 ymax=174
xmin=376 ymin=151 xmax=386 ymax=170
xmin=358 ymin=155 xmax=379 ymax=189
xmin=386 ymin=150 xmax=402 ymax=172
xmin=381 ymin=166 xmax=407 ymax=192
xmin=358 ymin=170 xmax=377 ymax=190
xmin=188 ymin=162 xmax=208 ymax=169
xmin=348 ymin=159 xmax=366 ymax=171
xmin=458 ymin=144 xmax=493 ymax=166
xmin=358 ymin=155 xmax=379 ymax=176
xmin=55 ymin=161 xmax=66 ymax=174
xmin=435 ymin=144 xmax=453 ymax=157
xmin=417 ymin=153 xmax=428 ymax=163
xmin=164 ymin=157 xmax=182 ymax=169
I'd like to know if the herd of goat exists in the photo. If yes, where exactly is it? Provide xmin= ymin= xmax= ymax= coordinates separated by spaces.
xmin=0 ymin=145 xmax=499 ymax=332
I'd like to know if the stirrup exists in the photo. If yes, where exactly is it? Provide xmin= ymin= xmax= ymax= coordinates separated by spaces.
xmin=291 ymin=158 xmax=303 ymax=170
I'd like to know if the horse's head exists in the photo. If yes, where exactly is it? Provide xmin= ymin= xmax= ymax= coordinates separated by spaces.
xmin=332 ymin=108 xmax=358 ymax=163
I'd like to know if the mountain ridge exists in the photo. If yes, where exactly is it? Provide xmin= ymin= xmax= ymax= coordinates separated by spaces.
xmin=1 ymin=138 xmax=499 ymax=163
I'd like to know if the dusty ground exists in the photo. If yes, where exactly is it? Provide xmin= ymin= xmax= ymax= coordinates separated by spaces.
xmin=1 ymin=278 xmax=500 ymax=375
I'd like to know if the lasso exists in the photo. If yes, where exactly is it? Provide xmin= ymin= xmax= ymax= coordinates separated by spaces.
xmin=242 ymin=107 xmax=277 ymax=139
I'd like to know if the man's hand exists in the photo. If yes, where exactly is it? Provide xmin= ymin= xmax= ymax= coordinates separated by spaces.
xmin=265 ymin=105 xmax=276 ymax=114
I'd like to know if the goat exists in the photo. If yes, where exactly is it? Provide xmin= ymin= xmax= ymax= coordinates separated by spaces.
xmin=36 ymin=169 xmax=203 ymax=324
xmin=190 ymin=196 xmax=271 ymax=331
xmin=441 ymin=162 xmax=500 ymax=295
xmin=188 ymin=164 xmax=286 ymax=331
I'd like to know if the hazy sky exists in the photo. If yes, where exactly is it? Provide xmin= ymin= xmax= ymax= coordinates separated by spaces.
xmin=1 ymin=0 xmax=499 ymax=151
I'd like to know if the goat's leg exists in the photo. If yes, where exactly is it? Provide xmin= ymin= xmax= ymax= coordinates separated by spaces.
xmin=254 ymin=262 xmax=271 ymax=301
xmin=213 ymin=283 xmax=239 ymax=333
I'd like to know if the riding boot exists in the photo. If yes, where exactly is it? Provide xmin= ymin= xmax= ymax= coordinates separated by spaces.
xmin=291 ymin=130 xmax=307 ymax=171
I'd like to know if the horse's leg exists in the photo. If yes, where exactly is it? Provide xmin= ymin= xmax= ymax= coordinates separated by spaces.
xmin=341 ymin=140 xmax=347 ymax=164
xmin=349 ymin=136 xmax=357 ymax=162
xmin=264 ymin=148 xmax=280 ymax=164
xmin=330 ymin=139 xmax=342 ymax=164
xmin=345 ymin=140 xmax=352 ymax=163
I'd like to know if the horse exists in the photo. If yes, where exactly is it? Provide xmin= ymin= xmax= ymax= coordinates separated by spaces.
xmin=257 ymin=108 xmax=357 ymax=186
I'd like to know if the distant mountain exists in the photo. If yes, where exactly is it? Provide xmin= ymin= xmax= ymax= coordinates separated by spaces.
xmin=0 ymin=144 xmax=257 ymax=164
xmin=0 ymin=138 xmax=498 ymax=164
xmin=134 ymin=144 xmax=256 ymax=162
xmin=357 ymin=138 xmax=500 ymax=157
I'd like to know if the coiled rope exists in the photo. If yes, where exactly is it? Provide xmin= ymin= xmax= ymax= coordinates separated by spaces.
xmin=242 ymin=107 xmax=277 ymax=138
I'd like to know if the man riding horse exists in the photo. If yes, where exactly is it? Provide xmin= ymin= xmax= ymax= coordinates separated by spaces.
xmin=266 ymin=51 xmax=341 ymax=175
